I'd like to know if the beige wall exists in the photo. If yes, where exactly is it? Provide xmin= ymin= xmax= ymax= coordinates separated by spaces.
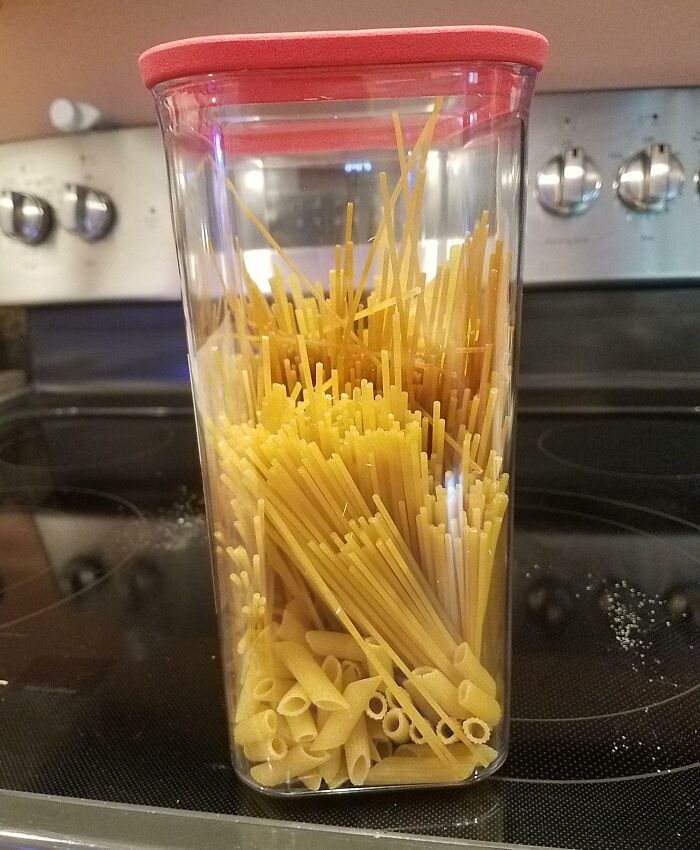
xmin=2 ymin=0 xmax=699 ymax=142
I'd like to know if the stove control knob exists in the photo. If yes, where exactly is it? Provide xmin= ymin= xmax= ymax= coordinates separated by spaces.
xmin=535 ymin=147 xmax=601 ymax=216
xmin=616 ymin=143 xmax=684 ymax=212
xmin=0 ymin=190 xmax=53 ymax=244
xmin=59 ymin=184 xmax=115 ymax=240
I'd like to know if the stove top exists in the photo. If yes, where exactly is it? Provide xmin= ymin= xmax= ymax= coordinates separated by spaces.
xmin=0 ymin=403 xmax=698 ymax=850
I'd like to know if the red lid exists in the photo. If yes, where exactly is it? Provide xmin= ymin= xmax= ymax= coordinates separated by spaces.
xmin=139 ymin=26 xmax=548 ymax=89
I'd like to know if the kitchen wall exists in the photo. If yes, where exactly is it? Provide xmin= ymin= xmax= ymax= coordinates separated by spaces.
xmin=3 ymin=0 xmax=700 ymax=143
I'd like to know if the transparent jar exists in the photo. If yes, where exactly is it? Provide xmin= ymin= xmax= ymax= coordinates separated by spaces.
xmin=140 ymin=26 xmax=547 ymax=795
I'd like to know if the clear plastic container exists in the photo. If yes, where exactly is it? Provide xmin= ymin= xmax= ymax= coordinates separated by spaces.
xmin=139 ymin=26 xmax=547 ymax=795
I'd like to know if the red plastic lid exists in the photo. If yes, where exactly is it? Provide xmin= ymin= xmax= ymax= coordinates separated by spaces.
xmin=139 ymin=26 xmax=548 ymax=89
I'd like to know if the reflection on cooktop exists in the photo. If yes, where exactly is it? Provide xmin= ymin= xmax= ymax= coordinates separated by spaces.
xmin=0 ymin=487 xmax=143 ymax=626
xmin=538 ymin=419 xmax=700 ymax=478
xmin=0 ymin=408 xmax=697 ymax=850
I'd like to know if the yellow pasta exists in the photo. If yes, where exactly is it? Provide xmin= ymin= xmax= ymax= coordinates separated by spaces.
xmin=277 ymin=683 xmax=311 ymax=717
xmin=234 ymin=670 xmax=263 ymax=723
xmin=454 ymin=642 xmax=497 ymax=698
xmin=363 ymin=637 xmax=393 ymax=689
xmin=457 ymin=680 xmax=502 ymax=728
xmin=407 ymin=667 xmax=465 ymax=719
xmin=345 ymin=716 xmax=371 ymax=786
xmin=409 ymin=722 xmax=428 ymax=745
xmin=365 ymin=692 xmax=388 ymax=720
xmin=311 ymin=676 xmax=381 ymax=751
xmin=207 ymin=101 xmax=513 ymax=791
xmin=286 ymin=709 xmax=318 ymax=744
xmin=366 ymin=756 xmax=469 ymax=786
xmin=252 ymin=677 xmax=294 ymax=706
xmin=319 ymin=747 xmax=343 ymax=784
xmin=462 ymin=717 xmax=491 ymax=745
xmin=306 ymin=630 xmax=367 ymax=663
xmin=382 ymin=708 xmax=411 ymax=744
xmin=233 ymin=709 xmax=278 ymax=746
xmin=278 ymin=609 xmax=308 ymax=643
xmin=250 ymin=745 xmax=330 ymax=788
xmin=436 ymin=718 xmax=460 ymax=745
xmin=274 ymin=642 xmax=349 ymax=712
xmin=243 ymin=737 xmax=288 ymax=763
xmin=299 ymin=771 xmax=323 ymax=791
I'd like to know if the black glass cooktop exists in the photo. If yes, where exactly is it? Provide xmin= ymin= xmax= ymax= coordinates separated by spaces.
xmin=0 ymin=404 xmax=698 ymax=850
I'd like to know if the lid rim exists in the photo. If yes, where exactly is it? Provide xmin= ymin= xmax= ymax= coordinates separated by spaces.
xmin=138 ymin=26 xmax=548 ymax=89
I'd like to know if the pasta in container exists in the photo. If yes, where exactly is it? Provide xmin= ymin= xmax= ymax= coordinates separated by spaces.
xmin=139 ymin=26 xmax=547 ymax=794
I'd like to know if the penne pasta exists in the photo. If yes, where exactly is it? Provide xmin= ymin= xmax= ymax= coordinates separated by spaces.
xmin=311 ymin=676 xmax=381 ymax=751
xmin=454 ymin=642 xmax=497 ymax=697
xmin=234 ymin=709 xmax=277 ymax=745
xmin=406 ymin=666 xmax=465 ymax=720
xmin=457 ymin=680 xmax=501 ymax=727
xmin=382 ymin=708 xmax=411 ymax=743
xmin=243 ymin=737 xmax=288 ymax=763
xmin=463 ymin=717 xmax=491 ymax=744
xmin=299 ymin=771 xmax=323 ymax=791
xmin=365 ymin=691 xmax=388 ymax=720
xmin=250 ymin=744 xmax=330 ymax=788
xmin=318 ymin=747 xmax=343 ymax=784
xmin=345 ymin=716 xmax=371 ymax=786
xmin=436 ymin=718 xmax=460 ymax=745
xmin=275 ymin=641 xmax=349 ymax=712
xmin=278 ymin=609 xmax=308 ymax=643
xmin=366 ymin=756 xmax=470 ymax=786
xmin=277 ymin=682 xmax=311 ymax=717
xmin=286 ymin=708 xmax=318 ymax=744
xmin=306 ymin=630 xmax=367 ymax=663
xmin=253 ymin=677 xmax=295 ymax=706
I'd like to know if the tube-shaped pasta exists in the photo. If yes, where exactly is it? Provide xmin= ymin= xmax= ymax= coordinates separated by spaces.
xmin=250 ymin=744 xmax=330 ymax=788
xmin=318 ymin=747 xmax=342 ymax=784
xmin=306 ymin=630 xmax=367 ymax=662
xmin=409 ymin=722 xmax=428 ymax=745
xmin=253 ymin=677 xmax=294 ymax=706
xmin=320 ymin=655 xmax=343 ymax=688
xmin=457 ymin=680 xmax=501 ymax=727
xmin=317 ymin=655 xmax=343 ymax=730
xmin=367 ymin=718 xmax=388 ymax=740
xmin=407 ymin=666 xmax=465 ymax=719
xmin=235 ymin=670 xmax=263 ymax=722
xmin=234 ymin=708 xmax=277 ymax=745
xmin=345 ymin=716 xmax=371 ymax=786
xmin=327 ymin=765 xmax=349 ymax=790
xmin=278 ymin=609 xmax=307 ymax=643
xmin=276 ymin=715 xmax=292 ymax=741
xmin=287 ymin=708 xmax=318 ymax=744
xmin=341 ymin=660 xmax=363 ymax=687
xmin=300 ymin=771 xmax=323 ymax=791
xmin=311 ymin=676 xmax=381 ymax=751
xmin=364 ymin=637 xmax=393 ymax=688
xmin=366 ymin=756 xmax=469 ymax=786
xmin=463 ymin=717 xmax=491 ymax=744
xmin=368 ymin=737 xmax=381 ymax=763
xmin=243 ymin=737 xmax=288 ymax=763
xmin=366 ymin=691 xmax=388 ymax=720
xmin=382 ymin=708 xmax=410 ymax=743
xmin=285 ymin=597 xmax=313 ymax=628
xmin=454 ymin=642 xmax=497 ymax=697
xmin=278 ymin=683 xmax=311 ymax=717
xmin=474 ymin=743 xmax=498 ymax=768
xmin=436 ymin=718 xmax=459 ymax=744
xmin=275 ymin=641 xmax=349 ymax=712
